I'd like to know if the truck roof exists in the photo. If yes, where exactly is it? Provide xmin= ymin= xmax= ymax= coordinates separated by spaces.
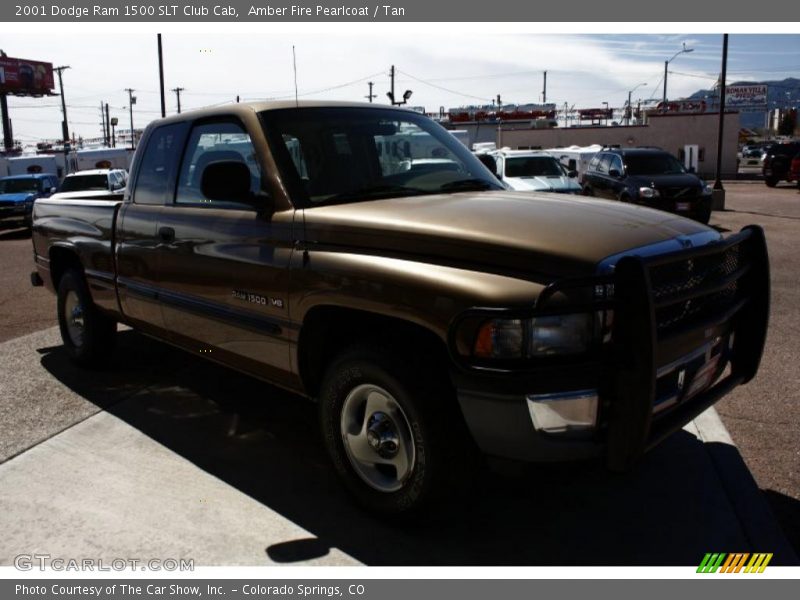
xmin=151 ymin=100 xmax=414 ymax=125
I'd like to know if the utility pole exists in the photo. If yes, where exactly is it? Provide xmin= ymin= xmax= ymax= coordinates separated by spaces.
xmin=157 ymin=34 xmax=166 ymax=118
xmin=0 ymin=49 xmax=12 ymax=151
xmin=389 ymin=66 xmax=395 ymax=105
xmin=125 ymin=88 xmax=136 ymax=150
xmin=496 ymin=94 xmax=502 ymax=108
xmin=105 ymin=103 xmax=111 ymax=147
xmin=365 ymin=81 xmax=376 ymax=103
xmin=542 ymin=71 xmax=547 ymax=104
xmin=100 ymin=102 xmax=107 ymax=145
xmin=172 ymin=87 xmax=184 ymax=113
xmin=54 ymin=66 xmax=71 ymax=142
xmin=713 ymin=33 xmax=729 ymax=192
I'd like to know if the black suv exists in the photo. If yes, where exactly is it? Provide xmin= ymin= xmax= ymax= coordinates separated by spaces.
xmin=583 ymin=148 xmax=713 ymax=224
xmin=762 ymin=141 xmax=800 ymax=187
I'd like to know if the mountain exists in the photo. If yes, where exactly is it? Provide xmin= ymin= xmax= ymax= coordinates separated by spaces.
xmin=687 ymin=77 xmax=800 ymax=129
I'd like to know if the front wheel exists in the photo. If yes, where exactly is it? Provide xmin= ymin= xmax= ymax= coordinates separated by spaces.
xmin=57 ymin=269 xmax=116 ymax=367
xmin=764 ymin=176 xmax=779 ymax=187
xmin=319 ymin=345 xmax=466 ymax=516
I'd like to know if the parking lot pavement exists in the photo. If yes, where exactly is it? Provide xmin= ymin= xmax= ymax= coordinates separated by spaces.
xmin=0 ymin=326 xmax=796 ymax=566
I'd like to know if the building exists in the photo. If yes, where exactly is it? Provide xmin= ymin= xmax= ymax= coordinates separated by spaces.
xmin=493 ymin=111 xmax=741 ymax=179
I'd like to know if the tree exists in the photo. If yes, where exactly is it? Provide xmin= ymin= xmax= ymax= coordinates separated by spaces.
xmin=778 ymin=109 xmax=797 ymax=136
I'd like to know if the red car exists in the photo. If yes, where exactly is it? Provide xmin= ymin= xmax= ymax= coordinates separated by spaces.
xmin=790 ymin=152 xmax=800 ymax=188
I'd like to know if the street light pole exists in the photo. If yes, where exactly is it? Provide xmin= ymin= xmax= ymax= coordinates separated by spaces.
xmin=626 ymin=83 xmax=647 ymax=126
xmin=713 ymin=34 xmax=729 ymax=192
xmin=663 ymin=44 xmax=694 ymax=112
xmin=125 ymin=88 xmax=136 ymax=150
xmin=54 ymin=66 xmax=71 ymax=143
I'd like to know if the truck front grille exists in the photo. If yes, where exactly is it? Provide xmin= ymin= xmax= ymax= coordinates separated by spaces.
xmin=649 ymin=243 xmax=747 ymax=335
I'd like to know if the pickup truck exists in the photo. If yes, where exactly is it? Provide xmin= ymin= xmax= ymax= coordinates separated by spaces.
xmin=31 ymin=101 xmax=770 ymax=515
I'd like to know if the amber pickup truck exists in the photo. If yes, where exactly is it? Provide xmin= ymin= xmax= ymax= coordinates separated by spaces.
xmin=31 ymin=102 xmax=770 ymax=514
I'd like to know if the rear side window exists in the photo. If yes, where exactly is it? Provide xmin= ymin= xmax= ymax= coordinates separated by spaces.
xmin=132 ymin=123 xmax=189 ymax=205
xmin=174 ymin=120 xmax=262 ymax=209
xmin=596 ymin=154 xmax=611 ymax=175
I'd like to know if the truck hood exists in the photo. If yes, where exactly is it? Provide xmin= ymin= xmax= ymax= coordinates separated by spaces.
xmin=504 ymin=175 xmax=582 ymax=194
xmin=302 ymin=190 xmax=718 ymax=280
xmin=0 ymin=192 xmax=35 ymax=203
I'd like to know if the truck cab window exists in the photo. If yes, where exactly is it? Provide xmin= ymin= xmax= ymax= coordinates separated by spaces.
xmin=175 ymin=121 xmax=262 ymax=209
xmin=133 ymin=123 xmax=187 ymax=205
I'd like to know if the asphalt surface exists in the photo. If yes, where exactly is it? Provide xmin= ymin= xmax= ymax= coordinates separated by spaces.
xmin=0 ymin=181 xmax=798 ymax=564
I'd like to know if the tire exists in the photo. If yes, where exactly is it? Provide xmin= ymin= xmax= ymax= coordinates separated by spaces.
xmin=583 ymin=186 xmax=594 ymax=197
xmin=696 ymin=208 xmax=712 ymax=225
xmin=764 ymin=177 xmax=779 ymax=188
xmin=57 ymin=269 xmax=116 ymax=367
xmin=319 ymin=344 xmax=470 ymax=516
xmin=618 ymin=193 xmax=631 ymax=203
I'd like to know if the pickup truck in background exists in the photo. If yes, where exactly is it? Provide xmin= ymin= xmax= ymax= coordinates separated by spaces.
xmin=31 ymin=101 xmax=770 ymax=515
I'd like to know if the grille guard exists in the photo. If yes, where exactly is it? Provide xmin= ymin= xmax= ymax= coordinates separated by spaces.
xmin=538 ymin=225 xmax=770 ymax=471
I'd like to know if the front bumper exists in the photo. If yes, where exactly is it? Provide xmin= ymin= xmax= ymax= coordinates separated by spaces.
xmin=453 ymin=226 xmax=770 ymax=468
xmin=0 ymin=204 xmax=30 ymax=223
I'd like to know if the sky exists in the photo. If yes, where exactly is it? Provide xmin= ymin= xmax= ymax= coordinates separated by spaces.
xmin=2 ymin=33 xmax=799 ymax=144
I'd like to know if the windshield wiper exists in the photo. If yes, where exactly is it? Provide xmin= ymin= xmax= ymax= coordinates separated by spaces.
xmin=438 ymin=178 xmax=497 ymax=192
xmin=325 ymin=184 xmax=429 ymax=203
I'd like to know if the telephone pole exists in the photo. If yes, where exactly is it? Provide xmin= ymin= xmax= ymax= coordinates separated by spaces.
xmin=542 ymin=70 xmax=547 ymax=104
xmin=389 ymin=66 xmax=395 ymax=105
xmin=172 ymin=87 xmax=185 ymax=113
xmin=105 ymin=103 xmax=111 ymax=147
xmin=365 ymin=81 xmax=376 ymax=103
xmin=157 ymin=34 xmax=166 ymax=118
xmin=125 ymin=88 xmax=136 ymax=150
xmin=54 ymin=66 xmax=71 ymax=142
xmin=100 ymin=102 xmax=107 ymax=145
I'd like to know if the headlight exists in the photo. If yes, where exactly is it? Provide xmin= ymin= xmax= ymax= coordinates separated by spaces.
xmin=638 ymin=186 xmax=660 ymax=198
xmin=473 ymin=313 xmax=594 ymax=359
xmin=702 ymin=184 xmax=713 ymax=195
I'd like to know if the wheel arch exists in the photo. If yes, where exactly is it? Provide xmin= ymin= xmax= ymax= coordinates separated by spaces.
xmin=297 ymin=305 xmax=452 ymax=399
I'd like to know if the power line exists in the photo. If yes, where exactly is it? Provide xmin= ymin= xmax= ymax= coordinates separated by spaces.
xmin=397 ymin=69 xmax=492 ymax=102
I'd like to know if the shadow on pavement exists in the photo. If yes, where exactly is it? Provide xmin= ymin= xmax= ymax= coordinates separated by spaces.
xmin=37 ymin=330 xmax=798 ymax=566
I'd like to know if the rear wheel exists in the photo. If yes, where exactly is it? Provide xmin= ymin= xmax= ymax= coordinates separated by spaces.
xmin=319 ymin=344 xmax=469 ymax=516
xmin=764 ymin=176 xmax=779 ymax=187
xmin=583 ymin=186 xmax=595 ymax=197
xmin=57 ymin=269 xmax=116 ymax=367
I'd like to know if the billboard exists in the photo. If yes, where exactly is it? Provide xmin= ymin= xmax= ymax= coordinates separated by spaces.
xmin=0 ymin=57 xmax=55 ymax=96
xmin=725 ymin=84 xmax=768 ymax=111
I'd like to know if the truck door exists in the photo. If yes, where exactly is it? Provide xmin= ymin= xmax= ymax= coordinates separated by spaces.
xmin=116 ymin=122 xmax=189 ymax=334
xmin=156 ymin=118 xmax=295 ymax=385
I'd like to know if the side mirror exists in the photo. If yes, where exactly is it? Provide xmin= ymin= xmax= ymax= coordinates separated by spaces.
xmin=608 ymin=168 xmax=621 ymax=178
xmin=568 ymin=170 xmax=578 ymax=179
xmin=476 ymin=154 xmax=501 ymax=180
xmin=201 ymin=161 xmax=254 ymax=203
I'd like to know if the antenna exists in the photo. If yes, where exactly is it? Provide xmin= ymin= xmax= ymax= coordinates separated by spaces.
xmin=292 ymin=45 xmax=299 ymax=108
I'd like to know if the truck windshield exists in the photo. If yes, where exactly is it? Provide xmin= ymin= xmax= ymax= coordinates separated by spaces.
xmin=0 ymin=178 xmax=38 ymax=194
xmin=505 ymin=156 xmax=564 ymax=177
xmin=59 ymin=174 xmax=110 ymax=192
xmin=625 ymin=154 xmax=686 ymax=176
xmin=260 ymin=107 xmax=503 ymax=206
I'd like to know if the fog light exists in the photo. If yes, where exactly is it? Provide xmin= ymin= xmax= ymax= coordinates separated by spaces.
xmin=526 ymin=390 xmax=598 ymax=434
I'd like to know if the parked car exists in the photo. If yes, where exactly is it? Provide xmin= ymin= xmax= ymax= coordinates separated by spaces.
xmin=31 ymin=102 xmax=770 ymax=515
xmin=0 ymin=173 xmax=59 ymax=229
xmin=762 ymin=141 xmax=800 ymax=187
xmin=480 ymin=149 xmax=582 ymax=194
xmin=582 ymin=147 xmax=713 ymax=224
xmin=789 ymin=152 xmax=800 ymax=188
xmin=51 ymin=169 xmax=127 ymax=200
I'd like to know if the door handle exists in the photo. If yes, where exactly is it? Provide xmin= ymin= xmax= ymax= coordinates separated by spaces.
xmin=158 ymin=226 xmax=175 ymax=243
